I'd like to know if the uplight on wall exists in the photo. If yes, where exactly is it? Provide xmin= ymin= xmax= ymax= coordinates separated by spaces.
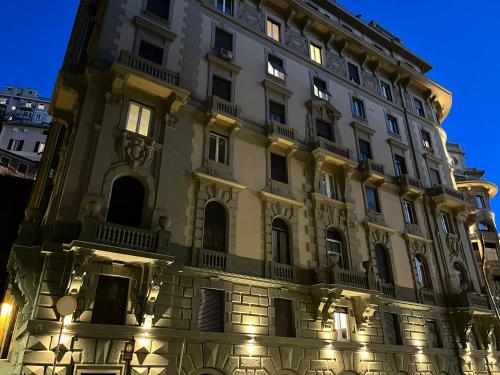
xmin=1 ymin=302 xmax=12 ymax=316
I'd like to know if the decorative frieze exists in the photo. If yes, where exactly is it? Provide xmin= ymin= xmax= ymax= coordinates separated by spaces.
xmin=237 ymin=2 xmax=264 ymax=34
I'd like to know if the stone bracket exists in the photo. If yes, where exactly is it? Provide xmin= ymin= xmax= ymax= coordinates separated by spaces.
xmin=312 ymin=286 xmax=342 ymax=325
xmin=352 ymin=295 xmax=378 ymax=330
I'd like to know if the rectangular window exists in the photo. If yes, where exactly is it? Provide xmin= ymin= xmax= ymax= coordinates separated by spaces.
xmin=414 ymin=98 xmax=425 ymax=117
xmin=34 ymin=112 xmax=43 ymax=121
xmin=316 ymin=119 xmax=334 ymax=141
xmin=394 ymin=154 xmax=407 ymax=176
xmin=348 ymin=62 xmax=360 ymax=84
xmin=323 ymin=172 xmax=336 ymax=199
xmin=275 ymin=298 xmax=295 ymax=337
xmin=216 ymin=0 xmax=233 ymax=15
xmin=384 ymin=313 xmax=402 ymax=345
xmin=269 ymin=101 xmax=285 ymax=124
xmin=333 ymin=308 xmax=349 ymax=341
xmin=270 ymin=153 xmax=288 ymax=184
xmin=138 ymin=40 xmax=164 ymax=65
xmin=266 ymin=19 xmax=280 ymax=41
xmin=430 ymin=168 xmax=441 ymax=186
xmin=475 ymin=195 xmax=486 ymax=209
xmin=387 ymin=115 xmax=399 ymax=134
xmin=427 ymin=320 xmax=443 ymax=348
xmin=313 ymin=77 xmax=329 ymax=100
xmin=208 ymin=133 xmax=228 ymax=164
xmin=402 ymin=200 xmax=416 ymax=224
xmin=147 ymin=0 xmax=170 ymax=19
xmin=358 ymin=139 xmax=372 ymax=161
xmin=7 ymin=139 xmax=24 ymax=151
xmin=37 ymin=103 xmax=45 ymax=110
xmin=421 ymin=130 xmax=432 ymax=149
xmin=33 ymin=141 xmax=45 ymax=153
xmin=126 ymin=102 xmax=152 ymax=136
xmin=267 ymin=55 xmax=285 ymax=80
xmin=440 ymin=212 xmax=453 ymax=234
xmin=366 ymin=186 xmax=380 ymax=213
xmin=309 ymin=43 xmax=322 ymax=64
xmin=381 ymin=81 xmax=393 ymax=101
xmin=17 ymin=163 xmax=28 ymax=175
xmin=198 ymin=288 xmax=224 ymax=332
xmin=91 ymin=275 xmax=130 ymax=325
xmin=212 ymin=76 xmax=232 ymax=102
xmin=352 ymin=98 xmax=365 ymax=118
xmin=0 ymin=97 xmax=7 ymax=105
xmin=214 ymin=28 xmax=233 ymax=52
xmin=0 ymin=157 xmax=10 ymax=167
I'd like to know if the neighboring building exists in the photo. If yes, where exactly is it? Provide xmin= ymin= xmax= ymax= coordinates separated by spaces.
xmin=2 ymin=1 xmax=500 ymax=375
xmin=0 ymin=86 xmax=51 ymax=179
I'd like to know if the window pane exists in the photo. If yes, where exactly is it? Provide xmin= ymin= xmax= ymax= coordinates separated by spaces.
xmin=212 ymin=76 xmax=232 ymax=102
xmin=366 ymin=187 xmax=379 ymax=212
xmin=334 ymin=309 xmax=349 ymax=340
xmin=138 ymin=40 xmax=164 ymax=65
xmin=269 ymin=101 xmax=285 ymax=124
xmin=203 ymin=202 xmax=227 ymax=252
xmin=147 ymin=0 xmax=170 ymax=19
xmin=384 ymin=313 xmax=402 ymax=345
xmin=218 ymin=136 xmax=227 ymax=163
xmin=215 ymin=28 xmax=233 ymax=51
xmin=91 ymin=275 xmax=129 ymax=325
xmin=271 ymin=153 xmax=287 ymax=183
xmin=138 ymin=107 xmax=151 ymax=136
xmin=127 ymin=103 xmax=140 ymax=132
xmin=348 ymin=63 xmax=360 ymax=83
xmin=376 ymin=245 xmax=391 ymax=283
xmin=267 ymin=19 xmax=280 ymax=41
xmin=359 ymin=139 xmax=372 ymax=160
xmin=208 ymin=135 xmax=217 ymax=161
xmin=275 ymin=298 xmax=295 ymax=337
xmin=316 ymin=119 xmax=333 ymax=141
xmin=310 ymin=44 xmax=322 ymax=64
xmin=198 ymin=289 xmax=224 ymax=332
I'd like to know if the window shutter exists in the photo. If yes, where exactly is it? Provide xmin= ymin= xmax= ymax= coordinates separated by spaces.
xmin=316 ymin=119 xmax=333 ymax=141
xmin=17 ymin=140 xmax=24 ymax=151
xmin=198 ymin=289 xmax=224 ymax=332
xmin=384 ymin=313 xmax=402 ymax=345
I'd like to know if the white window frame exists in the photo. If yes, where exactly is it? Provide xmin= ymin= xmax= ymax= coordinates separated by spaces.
xmin=313 ymin=78 xmax=329 ymax=101
xmin=309 ymin=43 xmax=322 ymax=65
xmin=415 ymin=255 xmax=427 ymax=288
xmin=126 ymin=101 xmax=152 ymax=137
xmin=266 ymin=18 xmax=281 ymax=41
xmin=37 ymin=103 xmax=45 ymax=110
xmin=208 ymin=132 xmax=228 ymax=164
xmin=0 ymin=98 xmax=7 ymax=105
xmin=322 ymin=172 xmax=336 ymax=199
xmin=216 ymin=0 xmax=233 ymax=15
xmin=403 ymin=200 xmax=416 ymax=224
xmin=333 ymin=308 xmax=350 ymax=341
xmin=352 ymin=98 xmax=365 ymax=118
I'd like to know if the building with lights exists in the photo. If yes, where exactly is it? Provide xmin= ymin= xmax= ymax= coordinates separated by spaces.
xmin=2 ymin=0 xmax=500 ymax=374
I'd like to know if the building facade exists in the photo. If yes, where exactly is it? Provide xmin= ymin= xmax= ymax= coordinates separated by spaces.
xmin=0 ymin=86 xmax=51 ymax=179
xmin=2 ymin=0 xmax=500 ymax=375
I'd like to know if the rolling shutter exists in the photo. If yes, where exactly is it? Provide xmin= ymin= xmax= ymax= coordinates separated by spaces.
xmin=198 ymin=289 xmax=224 ymax=332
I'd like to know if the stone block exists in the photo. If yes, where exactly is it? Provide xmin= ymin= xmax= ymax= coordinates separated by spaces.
xmin=251 ymin=287 xmax=268 ymax=297
xmin=242 ymin=315 xmax=260 ymax=325
xmin=233 ymin=304 xmax=251 ymax=314
xmin=179 ymin=277 xmax=193 ymax=287
xmin=21 ymin=365 xmax=44 ymax=375
xmin=149 ymin=368 xmax=168 ymax=375
xmin=45 ymin=365 xmax=67 ymax=375
xmin=250 ymin=306 xmax=267 ymax=316
xmin=259 ymin=297 xmax=270 ymax=306
xmin=234 ymin=284 xmax=251 ymax=294
xmin=232 ymin=293 xmax=242 ymax=303
xmin=27 ymin=335 xmax=51 ymax=351
xmin=232 ymin=313 xmax=242 ymax=323
xmin=241 ymin=357 xmax=261 ymax=368
xmin=131 ymin=367 xmax=149 ymax=375
xmin=242 ymin=295 xmax=260 ymax=305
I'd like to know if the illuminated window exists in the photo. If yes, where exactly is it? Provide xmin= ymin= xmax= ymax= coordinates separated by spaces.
xmin=208 ymin=132 xmax=228 ymax=164
xmin=0 ymin=97 xmax=7 ymax=105
xmin=34 ymin=142 xmax=46 ymax=153
xmin=37 ymin=103 xmax=45 ymax=110
xmin=333 ymin=308 xmax=349 ymax=341
xmin=267 ymin=55 xmax=285 ymax=80
xmin=309 ymin=43 xmax=322 ymax=64
xmin=266 ymin=19 xmax=280 ymax=41
xmin=126 ymin=102 xmax=152 ymax=136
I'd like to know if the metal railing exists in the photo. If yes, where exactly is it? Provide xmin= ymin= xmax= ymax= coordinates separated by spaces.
xmin=455 ymin=292 xmax=490 ymax=309
xmin=358 ymin=159 xmax=385 ymax=175
xmin=419 ymin=288 xmax=436 ymax=305
xmin=316 ymin=138 xmax=351 ymax=159
xmin=199 ymin=248 xmax=227 ymax=271
xmin=271 ymin=262 xmax=294 ymax=282
xmin=268 ymin=121 xmax=296 ymax=141
xmin=208 ymin=95 xmax=240 ymax=118
xmin=379 ymin=282 xmax=396 ymax=298
xmin=119 ymin=50 xmax=179 ymax=86
xmin=394 ymin=174 xmax=421 ymax=189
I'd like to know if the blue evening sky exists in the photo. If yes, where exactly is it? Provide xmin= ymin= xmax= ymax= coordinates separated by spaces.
xmin=1 ymin=1 xmax=499 ymax=212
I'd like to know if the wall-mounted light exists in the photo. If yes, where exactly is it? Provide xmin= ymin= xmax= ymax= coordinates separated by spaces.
xmin=1 ymin=302 xmax=12 ymax=316
xmin=63 ymin=314 xmax=73 ymax=325
xmin=142 ymin=315 xmax=153 ymax=330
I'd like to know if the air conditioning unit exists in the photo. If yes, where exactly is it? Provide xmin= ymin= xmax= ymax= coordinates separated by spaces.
xmin=219 ymin=48 xmax=233 ymax=61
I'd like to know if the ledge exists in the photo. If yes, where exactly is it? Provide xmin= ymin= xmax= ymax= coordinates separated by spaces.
xmin=193 ymin=171 xmax=246 ymax=191
xmin=206 ymin=52 xmax=242 ymax=73
xmin=387 ymin=137 xmax=408 ymax=150
xmin=262 ymin=78 xmax=293 ymax=97
xmin=259 ymin=190 xmax=304 ymax=207
xmin=310 ymin=192 xmax=356 ymax=210
xmin=351 ymin=120 xmax=375 ymax=135
xmin=133 ymin=15 xmax=176 ymax=41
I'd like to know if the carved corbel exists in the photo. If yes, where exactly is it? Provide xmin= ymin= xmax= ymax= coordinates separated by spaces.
xmin=68 ymin=249 xmax=95 ymax=295
xmin=342 ymin=164 xmax=354 ymax=181
xmin=257 ymin=0 xmax=267 ymax=11
xmin=359 ymin=52 xmax=369 ymax=70
xmin=352 ymin=296 xmax=377 ymax=330
xmin=312 ymin=287 xmax=342 ymax=325
xmin=301 ymin=17 xmax=312 ymax=36
xmin=390 ymin=71 xmax=401 ymax=86
xmin=326 ymin=31 xmax=337 ymax=50
xmin=142 ymin=260 xmax=170 ymax=327
xmin=455 ymin=312 xmax=474 ymax=349
xmin=338 ymin=39 xmax=348 ymax=57
xmin=285 ymin=8 xmax=296 ymax=27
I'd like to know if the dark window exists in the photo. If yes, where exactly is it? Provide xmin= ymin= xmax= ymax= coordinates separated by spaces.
xmin=415 ymin=254 xmax=430 ymax=289
xmin=366 ymin=186 xmax=380 ymax=212
xmin=214 ymin=28 xmax=233 ymax=52
xmin=91 ymin=275 xmax=129 ymax=325
xmin=269 ymin=101 xmax=285 ymax=124
xmin=348 ymin=62 xmax=360 ymax=84
xmin=453 ymin=262 xmax=466 ymax=289
xmin=212 ymin=76 xmax=232 ymax=102
xmin=203 ymin=201 xmax=227 ymax=252
xmin=216 ymin=0 xmax=233 ymax=15
xmin=107 ymin=176 xmax=145 ymax=228
xmin=394 ymin=154 xmax=407 ymax=176
xmin=352 ymin=98 xmax=365 ymax=118
xmin=34 ymin=141 xmax=40 ymax=152
xmin=267 ymin=55 xmax=285 ymax=79
xmin=427 ymin=320 xmax=443 ymax=348
xmin=381 ymin=81 xmax=393 ymax=101
xmin=17 ymin=163 xmax=28 ymax=175
xmin=402 ymin=200 xmax=416 ymax=224
xmin=272 ymin=218 xmax=290 ymax=264
xmin=146 ymin=0 xmax=170 ymax=19
xmin=479 ymin=221 xmax=493 ymax=232
xmin=138 ymin=40 xmax=164 ymax=65
xmin=270 ymin=153 xmax=287 ymax=183
xmin=326 ymin=228 xmax=346 ymax=268
xmin=275 ymin=298 xmax=295 ymax=337
xmin=376 ymin=244 xmax=392 ymax=283
xmin=384 ymin=313 xmax=402 ymax=345
xmin=493 ymin=276 xmax=500 ymax=293
xmin=414 ymin=98 xmax=425 ymax=117
xmin=430 ymin=168 xmax=441 ymax=186
xmin=316 ymin=119 xmax=334 ymax=141
xmin=0 ymin=157 xmax=9 ymax=167
xmin=387 ymin=115 xmax=399 ymax=134
xmin=198 ymin=288 xmax=224 ymax=332
xmin=421 ymin=130 xmax=432 ymax=149
xmin=7 ymin=139 xmax=24 ymax=151
xmin=358 ymin=139 xmax=372 ymax=160
xmin=475 ymin=195 xmax=486 ymax=209
xmin=313 ymin=77 xmax=329 ymax=100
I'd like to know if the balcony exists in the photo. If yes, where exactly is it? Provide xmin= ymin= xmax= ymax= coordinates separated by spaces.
xmin=358 ymin=159 xmax=385 ymax=184
xmin=311 ymin=138 xmax=355 ymax=167
xmin=112 ymin=50 xmax=189 ymax=109
xmin=207 ymin=95 xmax=241 ymax=131
xmin=453 ymin=292 xmax=490 ymax=311
xmin=425 ymin=185 xmax=468 ymax=209
xmin=404 ymin=223 xmax=426 ymax=240
xmin=270 ymin=261 xmax=294 ymax=282
xmin=267 ymin=121 xmax=298 ymax=153
xmin=394 ymin=174 xmax=423 ymax=198
xmin=379 ymin=282 xmax=396 ymax=298
xmin=418 ymin=288 xmax=436 ymax=305
xmin=196 ymin=248 xmax=227 ymax=271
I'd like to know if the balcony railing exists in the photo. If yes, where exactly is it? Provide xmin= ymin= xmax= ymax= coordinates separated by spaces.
xmin=208 ymin=95 xmax=240 ymax=119
xmin=316 ymin=138 xmax=351 ymax=160
xmin=379 ymin=282 xmax=396 ymax=298
xmin=426 ymin=185 xmax=465 ymax=201
xmin=268 ymin=121 xmax=296 ymax=142
xmin=79 ymin=218 xmax=160 ymax=252
xmin=198 ymin=248 xmax=227 ymax=271
xmin=119 ymin=50 xmax=180 ymax=86
xmin=454 ymin=292 xmax=490 ymax=310
xmin=331 ymin=267 xmax=369 ymax=289
xmin=419 ymin=288 xmax=436 ymax=305
xmin=358 ymin=159 xmax=384 ymax=176
xmin=394 ymin=174 xmax=421 ymax=190
xmin=270 ymin=262 xmax=294 ymax=282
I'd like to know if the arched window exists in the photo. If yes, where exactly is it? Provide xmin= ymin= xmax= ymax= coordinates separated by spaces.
xmin=326 ymin=228 xmax=347 ymax=268
xmin=107 ymin=176 xmax=145 ymax=227
xmin=479 ymin=221 xmax=493 ymax=232
xmin=375 ymin=244 xmax=392 ymax=283
xmin=453 ymin=262 xmax=467 ymax=290
xmin=203 ymin=201 xmax=227 ymax=252
xmin=414 ymin=254 xmax=431 ymax=289
xmin=272 ymin=218 xmax=291 ymax=264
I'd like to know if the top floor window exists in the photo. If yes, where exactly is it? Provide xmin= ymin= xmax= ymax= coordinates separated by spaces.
xmin=147 ymin=0 xmax=171 ymax=19
xmin=348 ymin=62 xmax=360 ymax=84
xmin=414 ymin=98 xmax=425 ymax=117
xmin=381 ymin=81 xmax=392 ymax=101
xmin=309 ymin=43 xmax=322 ymax=64
xmin=266 ymin=19 xmax=280 ymax=41
xmin=0 ymin=97 xmax=7 ymax=105
xmin=313 ymin=77 xmax=329 ymax=100
xmin=126 ymin=101 xmax=152 ymax=136
xmin=37 ymin=103 xmax=45 ymax=110
xmin=216 ymin=0 xmax=233 ymax=15
xmin=267 ymin=55 xmax=285 ymax=80
xmin=214 ymin=28 xmax=233 ymax=52
xmin=475 ymin=195 xmax=486 ymax=209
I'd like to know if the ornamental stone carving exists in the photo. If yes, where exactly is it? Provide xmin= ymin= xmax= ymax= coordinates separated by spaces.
xmin=116 ymin=130 xmax=159 ymax=168
xmin=237 ymin=2 xmax=264 ymax=33
xmin=361 ymin=69 xmax=380 ymax=95
xmin=285 ymin=28 xmax=307 ymax=56
xmin=326 ymin=51 xmax=347 ymax=77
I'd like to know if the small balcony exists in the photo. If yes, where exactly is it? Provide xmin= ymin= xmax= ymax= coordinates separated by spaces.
xmin=119 ymin=49 xmax=179 ymax=86
xmin=453 ymin=292 xmax=491 ymax=311
xmin=195 ymin=248 xmax=228 ymax=271
xmin=425 ymin=185 xmax=468 ymax=209
xmin=379 ymin=281 xmax=396 ymax=298
xmin=269 ymin=261 xmax=294 ymax=282
xmin=404 ymin=223 xmax=426 ymax=240
xmin=358 ymin=159 xmax=385 ymax=184
xmin=267 ymin=121 xmax=298 ymax=152
xmin=311 ymin=138 xmax=354 ymax=167
xmin=394 ymin=174 xmax=423 ymax=198
xmin=207 ymin=95 xmax=241 ymax=131
xmin=418 ymin=288 xmax=436 ymax=305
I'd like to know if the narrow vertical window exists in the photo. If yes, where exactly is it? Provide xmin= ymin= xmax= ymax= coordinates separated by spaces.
xmin=275 ymin=298 xmax=295 ymax=337
xmin=352 ymin=98 xmax=366 ymax=118
xmin=430 ymin=168 xmax=441 ymax=186
xmin=214 ymin=28 xmax=233 ymax=52
xmin=91 ymin=275 xmax=130 ymax=325
xmin=384 ymin=313 xmax=402 ymax=345
xmin=358 ymin=139 xmax=372 ymax=160
xmin=348 ymin=62 xmax=360 ymax=84
xmin=333 ymin=308 xmax=350 ymax=341
xmin=402 ymin=200 xmax=416 ymax=224
xmin=415 ymin=254 xmax=430 ymax=289
xmin=212 ymin=76 xmax=232 ymax=102
xmin=440 ymin=212 xmax=453 ymax=234
xmin=208 ymin=133 xmax=228 ymax=164
xmin=216 ymin=0 xmax=233 ymax=15
xmin=427 ymin=320 xmax=443 ymax=348
xmin=381 ymin=81 xmax=392 ymax=101
xmin=366 ymin=186 xmax=380 ymax=213
xmin=309 ymin=43 xmax=322 ymax=64
xmin=266 ymin=19 xmax=281 ymax=41
xmin=203 ymin=201 xmax=227 ymax=252
xmin=414 ymin=98 xmax=425 ymax=117
xmin=138 ymin=40 xmax=164 ymax=65
xmin=126 ymin=102 xmax=152 ymax=136
xmin=326 ymin=228 xmax=346 ymax=268
xmin=313 ymin=77 xmax=329 ymax=100
xmin=475 ymin=195 xmax=486 ymax=209
xmin=267 ymin=55 xmax=285 ymax=80
xmin=269 ymin=101 xmax=286 ymax=124
xmin=375 ymin=244 xmax=392 ymax=283
xmin=387 ymin=115 xmax=399 ymax=134
xmin=322 ymin=172 xmax=336 ymax=199
xmin=272 ymin=218 xmax=290 ymax=265
xmin=421 ymin=130 xmax=432 ymax=149
xmin=394 ymin=154 xmax=407 ymax=176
